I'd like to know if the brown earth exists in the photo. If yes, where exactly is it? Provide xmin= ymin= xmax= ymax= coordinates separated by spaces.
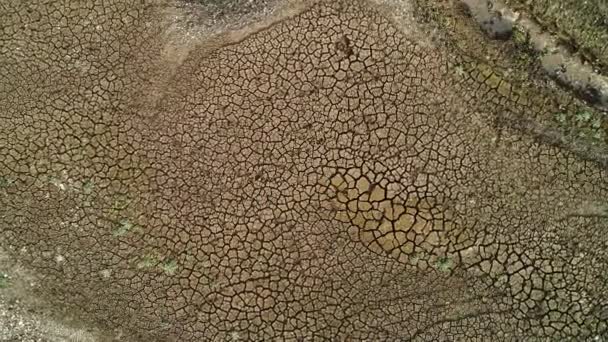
xmin=0 ymin=0 xmax=607 ymax=341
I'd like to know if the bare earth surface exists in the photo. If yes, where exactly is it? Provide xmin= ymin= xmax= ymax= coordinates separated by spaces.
xmin=0 ymin=0 xmax=607 ymax=341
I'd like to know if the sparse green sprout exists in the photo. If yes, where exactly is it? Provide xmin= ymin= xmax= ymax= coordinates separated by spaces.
xmin=541 ymin=46 xmax=551 ymax=55
xmin=453 ymin=64 xmax=466 ymax=77
xmin=160 ymin=258 xmax=178 ymax=276
xmin=575 ymin=110 xmax=592 ymax=123
xmin=512 ymin=27 xmax=529 ymax=46
xmin=112 ymin=195 xmax=131 ymax=211
xmin=208 ymin=279 xmax=225 ymax=291
xmin=554 ymin=112 xmax=568 ymax=124
xmin=112 ymin=218 xmax=134 ymax=237
xmin=137 ymin=254 xmax=159 ymax=269
xmin=100 ymin=269 xmax=112 ymax=279
xmin=48 ymin=176 xmax=67 ymax=191
xmin=0 ymin=176 xmax=14 ymax=188
xmin=435 ymin=256 xmax=453 ymax=272
xmin=409 ymin=252 xmax=421 ymax=265
xmin=591 ymin=118 xmax=602 ymax=129
xmin=0 ymin=272 xmax=9 ymax=289
xmin=82 ymin=179 xmax=94 ymax=194
xmin=592 ymin=130 xmax=605 ymax=142
xmin=230 ymin=331 xmax=240 ymax=341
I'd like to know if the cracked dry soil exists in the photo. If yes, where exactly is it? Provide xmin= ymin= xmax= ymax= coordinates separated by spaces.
xmin=0 ymin=0 xmax=607 ymax=341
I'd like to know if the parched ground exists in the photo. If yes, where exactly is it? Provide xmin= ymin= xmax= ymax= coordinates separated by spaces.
xmin=0 ymin=0 xmax=607 ymax=341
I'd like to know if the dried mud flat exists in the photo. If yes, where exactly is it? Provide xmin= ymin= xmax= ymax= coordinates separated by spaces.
xmin=0 ymin=0 xmax=607 ymax=341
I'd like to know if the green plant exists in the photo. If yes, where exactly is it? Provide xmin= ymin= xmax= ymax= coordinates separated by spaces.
xmin=112 ymin=195 xmax=131 ymax=211
xmin=453 ymin=64 xmax=466 ymax=77
xmin=554 ymin=112 xmax=568 ymax=124
xmin=0 ymin=176 xmax=14 ymax=188
xmin=137 ymin=254 xmax=159 ymax=269
xmin=512 ymin=26 xmax=529 ymax=46
xmin=112 ymin=218 xmax=134 ymax=237
xmin=160 ymin=258 xmax=178 ymax=276
xmin=592 ymin=129 xmax=605 ymax=142
xmin=82 ymin=179 xmax=94 ymax=194
xmin=48 ymin=176 xmax=67 ymax=191
xmin=555 ymin=108 xmax=605 ymax=145
xmin=230 ymin=331 xmax=240 ymax=341
xmin=575 ymin=110 xmax=593 ymax=123
xmin=435 ymin=256 xmax=453 ymax=272
xmin=0 ymin=272 xmax=9 ymax=289
xmin=409 ymin=252 xmax=421 ymax=265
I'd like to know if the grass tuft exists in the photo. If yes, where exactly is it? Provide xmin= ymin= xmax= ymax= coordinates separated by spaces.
xmin=112 ymin=218 xmax=134 ymax=237
xmin=435 ymin=256 xmax=453 ymax=272
xmin=137 ymin=254 xmax=159 ymax=269
xmin=160 ymin=259 xmax=178 ymax=276
xmin=0 ymin=272 xmax=9 ymax=289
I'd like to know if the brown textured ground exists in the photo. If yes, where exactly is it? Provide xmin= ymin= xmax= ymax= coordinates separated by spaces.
xmin=0 ymin=0 xmax=607 ymax=341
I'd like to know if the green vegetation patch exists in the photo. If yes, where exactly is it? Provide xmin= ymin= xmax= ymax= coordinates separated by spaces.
xmin=435 ymin=256 xmax=453 ymax=273
xmin=0 ymin=272 xmax=10 ymax=289
xmin=511 ymin=26 xmax=529 ymax=47
xmin=136 ymin=254 xmax=160 ymax=270
xmin=159 ymin=259 xmax=178 ymax=276
xmin=47 ymin=176 xmax=67 ymax=191
xmin=554 ymin=108 xmax=606 ymax=145
xmin=135 ymin=254 xmax=179 ymax=276
xmin=0 ymin=176 xmax=15 ymax=188
xmin=112 ymin=194 xmax=132 ymax=212
xmin=112 ymin=218 xmax=135 ymax=237
xmin=82 ymin=179 xmax=94 ymax=194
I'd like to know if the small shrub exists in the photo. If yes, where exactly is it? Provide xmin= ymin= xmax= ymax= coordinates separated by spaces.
xmin=112 ymin=218 xmax=134 ymax=237
xmin=112 ymin=195 xmax=131 ymax=211
xmin=0 ymin=176 xmax=14 ymax=188
xmin=160 ymin=259 xmax=178 ymax=276
xmin=575 ymin=110 xmax=593 ymax=123
xmin=0 ymin=272 xmax=9 ymax=288
xmin=137 ymin=254 xmax=159 ymax=269
xmin=435 ymin=256 xmax=453 ymax=272
xmin=82 ymin=179 xmax=94 ymax=194
xmin=554 ymin=112 xmax=568 ymax=124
